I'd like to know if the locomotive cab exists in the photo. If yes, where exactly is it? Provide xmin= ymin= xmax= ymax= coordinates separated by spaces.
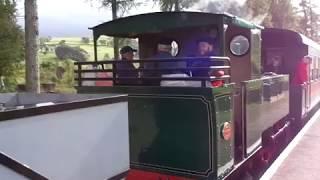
xmin=77 ymin=12 xmax=236 ymax=179
xmin=75 ymin=12 xmax=290 ymax=180
xmin=223 ymin=17 xmax=290 ymax=164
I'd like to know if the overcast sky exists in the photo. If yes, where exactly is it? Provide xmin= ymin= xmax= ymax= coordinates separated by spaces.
xmin=16 ymin=0 xmax=320 ymax=37
xmin=17 ymin=0 xmax=159 ymax=37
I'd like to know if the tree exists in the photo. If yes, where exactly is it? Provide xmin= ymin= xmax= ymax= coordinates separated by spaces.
xmin=244 ymin=0 xmax=271 ymax=18
xmin=59 ymin=40 xmax=66 ymax=45
xmin=25 ymin=0 xmax=40 ymax=93
xmin=243 ymin=0 xmax=300 ymax=31
xmin=0 ymin=0 xmax=24 ymax=92
xmin=240 ymin=0 xmax=273 ymax=26
xmin=40 ymin=37 xmax=50 ymax=54
xmin=81 ymin=37 xmax=90 ymax=44
xmin=263 ymin=0 xmax=298 ymax=30
xmin=298 ymin=0 xmax=320 ymax=41
xmin=118 ymin=38 xmax=138 ymax=49
xmin=93 ymin=0 xmax=140 ymax=59
xmin=55 ymin=45 xmax=89 ymax=62
xmin=97 ymin=0 xmax=138 ymax=16
xmin=202 ymin=0 xmax=245 ymax=17
xmin=154 ymin=0 xmax=199 ymax=11
xmin=203 ymin=0 xmax=270 ymax=22
xmin=99 ymin=39 xmax=107 ymax=45
xmin=40 ymin=36 xmax=50 ymax=44
xmin=40 ymin=60 xmax=57 ymax=83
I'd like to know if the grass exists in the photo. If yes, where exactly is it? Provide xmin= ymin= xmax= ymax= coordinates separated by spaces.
xmin=79 ymin=44 xmax=113 ymax=60
xmin=38 ymin=37 xmax=114 ymax=93
xmin=45 ymin=37 xmax=114 ymax=61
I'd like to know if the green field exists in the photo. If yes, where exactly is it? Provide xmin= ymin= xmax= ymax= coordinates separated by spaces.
xmin=38 ymin=37 xmax=114 ymax=93
xmin=45 ymin=37 xmax=114 ymax=61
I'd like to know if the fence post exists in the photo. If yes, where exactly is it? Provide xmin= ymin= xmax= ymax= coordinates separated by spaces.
xmin=78 ymin=64 xmax=82 ymax=87
xmin=112 ymin=61 xmax=117 ymax=85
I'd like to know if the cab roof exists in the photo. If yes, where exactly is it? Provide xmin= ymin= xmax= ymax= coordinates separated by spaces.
xmin=263 ymin=28 xmax=320 ymax=51
xmin=90 ymin=11 xmax=263 ymax=38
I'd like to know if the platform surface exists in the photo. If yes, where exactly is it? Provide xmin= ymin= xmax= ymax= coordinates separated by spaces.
xmin=260 ymin=110 xmax=320 ymax=180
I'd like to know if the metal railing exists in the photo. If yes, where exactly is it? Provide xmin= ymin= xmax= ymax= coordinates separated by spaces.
xmin=0 ymin=151 xmax=48 ymax=180
xmin=74 ymin=56 xmax=231 ymax=88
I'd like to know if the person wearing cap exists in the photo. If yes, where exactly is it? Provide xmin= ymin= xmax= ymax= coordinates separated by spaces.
xmin=189 ymin=37 xmax=217 ymax=76
xmin=154 ymin=39 xmax=174 ymax=59
xmin=143 ymin=39 xmax=174 ymax=85
xmin=156 ymin=39 xmax=186 ymax=72
xmin=144 ymin=39 xmax=173 ymax=72
xmin=292 ymin=56 xmax=311 ymax=85
xmin=189 ymin=37 xmax=224 ymax=87
xmin=115 ymin=46 xmax=139 ymax=85
xmin=197 ymin=37 xmax=217 ymax=56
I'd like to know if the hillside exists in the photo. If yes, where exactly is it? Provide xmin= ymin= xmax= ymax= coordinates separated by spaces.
xmin=44 ymin=37 xmax=114 ymax=60
xmin=38 ymin=37 xmax=114 ymax=93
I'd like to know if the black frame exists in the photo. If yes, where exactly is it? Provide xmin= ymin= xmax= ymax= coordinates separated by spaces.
xmin=229 ymin=34 xmax=250 ymax=57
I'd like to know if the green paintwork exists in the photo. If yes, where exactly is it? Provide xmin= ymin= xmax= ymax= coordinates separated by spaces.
xmin=251 ymin=29 xmax=262 ymax=79
xmin=78 ymin=85 xmax=234 ymax=179
xmin=242 ymin=75 xmax=289 ymax=154
xmin=129 ymin=95 xmax=213 ymax=175
xmin=214 ymin=95 xmax=234 ymax=176
xmin=224 ymin=16 xmax=264 ymax=30
xmin=214 ymin=95 xmax=234 ymax=177
xmin=91 ymin=12 xmax=263 ymax=38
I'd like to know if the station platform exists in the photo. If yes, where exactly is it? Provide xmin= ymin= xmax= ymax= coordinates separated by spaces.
xmin=260 ymin=110 xmax=320 ymax=180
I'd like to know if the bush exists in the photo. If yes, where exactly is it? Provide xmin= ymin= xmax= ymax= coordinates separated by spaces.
xmin=99 ymin=39 xmax=107 ymax=45
xmin=59 ymin=40 xmax=66 ymax=45
xmin=55 ymin=45 xmax=89 ymax=62
xmin=40 ymin=37 xmax=51 ymax=44
xmin=104 ymin=53 xmax=110 ymax=60
xmin=81 ymin=37 xmax=90 ymax=44
xmin=40 ymin=61 xmax=57 ymax=83
xmin=56 ymin=66 xmax=66 ymax=79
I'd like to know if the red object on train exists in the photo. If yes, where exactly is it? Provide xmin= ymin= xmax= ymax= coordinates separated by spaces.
xmin=127 ymin=169 xmax=194 ymax=180
xmin=211 ymin=70 xmax=224 ymax=87
xmin=95 ymin=72 xmax=113 ymax=86
xmin=215 ymin=70 xmax=225 ymax=77
xmin=292 ymin=58 xmax=309 ymax=85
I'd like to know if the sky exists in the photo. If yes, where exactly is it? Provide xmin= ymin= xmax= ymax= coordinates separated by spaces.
xmin=17 ymin=0 xmax=159 ymax=37
xmin=16 ymin=0 xmax=320 ymax=37
xmin=292 ymin=0 xmax=320 ymax=12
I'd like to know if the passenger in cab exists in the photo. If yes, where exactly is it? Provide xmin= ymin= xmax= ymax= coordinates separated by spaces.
xmin=156 ymin=39 xmax=186 ymax=74
xmin=189 ymin=37 xmax=217 ymax=76
xmin=144 ymin=39 xmax=187 ymax=86
xmin=154 ymin=39 xmax=173 ymax=59
xmin=189 ymin=37 xmax=224 ymax=87
xmin=145 ymin=39 xmax=186 ymax=73
xmin=198 ymin=37 xmax=216 ymax=56
xmin=292 ymin=56 xmax=311 ymax=85
xmin=143 ymin=39 xmax=173 ymax=85
xmin=115 ymin=46 xmax=139 ymax=85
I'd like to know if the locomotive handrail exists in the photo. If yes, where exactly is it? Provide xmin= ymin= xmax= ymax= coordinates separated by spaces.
xmin=74 ymin=56 xmax=230 ymax=65
xmin=75 ymin=66 xmax=231 ymax=73
xmin=74 ymin=56 xmax=231 ymax=87
xmin=76 ymin=75 xmax=231 ymax=81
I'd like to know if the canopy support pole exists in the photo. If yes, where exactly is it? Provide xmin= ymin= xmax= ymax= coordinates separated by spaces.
xmin=93 ymin=34 xmax=98 ymax=62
